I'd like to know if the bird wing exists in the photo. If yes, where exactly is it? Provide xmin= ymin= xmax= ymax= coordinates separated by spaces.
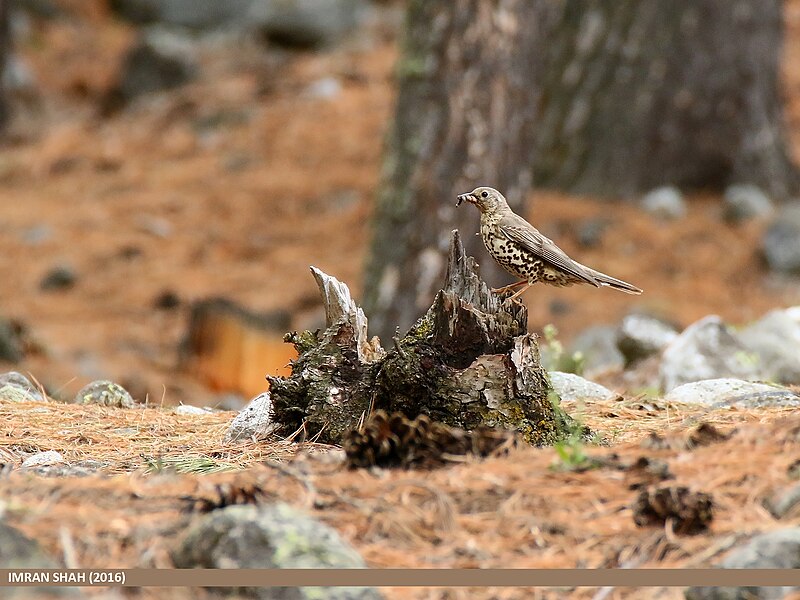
xmin=498 ymin=220 xmax=601 ymax=287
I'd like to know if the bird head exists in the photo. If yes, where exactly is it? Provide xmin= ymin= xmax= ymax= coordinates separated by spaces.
xmin=456 ymin=186 xmax=506 ymax=214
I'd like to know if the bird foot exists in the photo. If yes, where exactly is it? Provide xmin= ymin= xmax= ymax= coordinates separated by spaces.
xmin=491 ymin=281 xmax=527 ymax=295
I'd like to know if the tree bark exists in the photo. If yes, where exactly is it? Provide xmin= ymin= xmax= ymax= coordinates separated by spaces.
xmin=0 ymin=0 xmax=10 ymax=132
xmin=270 ymin=231 xmax=568 ymax=446
xmin=534 ymin=0 xmax=797 ymax=199
xmin=363 ymin=0 xmax=553 ymax=340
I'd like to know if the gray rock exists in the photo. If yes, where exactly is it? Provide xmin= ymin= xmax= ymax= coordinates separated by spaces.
xmin=659 ymin=316 xmax=762 ymax=393
xmin=0 ymin=372 xmax=44 ymax=402
xmin=617 ymin=314 xmax=678 ymax=366
xmin=686 ymin=528 xmax=800 ymax=600
xmin=18 ymin=460 xmax=105 ymax=478
xmin=39 ymin=265 xmax=76 ymax=291
xmin=568 ymin=325 xmax=625 ymax=376
xmin=766 ymin=483 xmax=800 ymax=520
xmin=762 ymin=203 xmax=800 ymax=275
xmin=114 ymin=30 xmax=197 ymax=103
xmin=109 ymin=0 xmax=255 ymax=29
xmin=640 ymin=186 xmax=687 ymax=221
xmin=0 ymin=320 xmax=26 ymax=363
xmin=172 ymin=503 xmax=381 ymax=600
xmin=723 ymin=184 xmax=774 ymax=223
xmin=0 ymin=522 xmax=57 ymax=568
xmin=224 ymin=392 xmax=273 ymax=442
xmin=73 ymin=381 xmax=135 ymax=408
xmin=548 ymin=371 xmax=618 ymax=402
xmin=739 ymin=308 xmax=800 ymax=384
xmin=304 ymin=76 xmax=342 ymax=100
xmin=20 ymin=450 xmax=64 ymax=469
xmin=0 ymin=522 xmax=79 ymax=598
xmin=250 ymin=0 xmax=365 ymax=49
xmin=664 ymin=379 xmax=799 ymax=408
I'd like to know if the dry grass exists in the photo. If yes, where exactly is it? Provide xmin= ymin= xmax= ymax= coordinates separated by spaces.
xmin=0 ymin=400 xmax=301 ymax=474
xmin=1 ymin=399 xmax=800 ymax=600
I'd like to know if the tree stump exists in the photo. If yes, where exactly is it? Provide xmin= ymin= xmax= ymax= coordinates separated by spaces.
xmin=269 ymin=231 xmax=568 ymax=445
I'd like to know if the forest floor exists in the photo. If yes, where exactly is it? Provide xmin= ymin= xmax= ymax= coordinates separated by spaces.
xmin=2 ymin=2 xmax=800 ymax=598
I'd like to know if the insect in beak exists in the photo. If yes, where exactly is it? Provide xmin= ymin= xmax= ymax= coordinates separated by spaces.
xmin=456 ymin=193 xmax=474 ymax=206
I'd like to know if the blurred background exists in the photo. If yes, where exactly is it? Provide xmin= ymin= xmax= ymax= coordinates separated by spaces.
xmin=2 ymin=0 xmax=800 ymax=408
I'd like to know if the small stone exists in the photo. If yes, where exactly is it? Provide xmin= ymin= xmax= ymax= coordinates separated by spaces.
xmin=73 ymin=380 xmax=135 ymax=408
xmin=175 ymin=404 xmax=212 ymax=416
xmin=21 ymin=450 xmax=64 ymax=469
xmin=21 ymin=224 xmax=53 ymax=245
xmin=762 ymin=203 xmax=800 ymax=275
xmin=110 ymin=30 xmax=197 ymax=106
xmin=250 ymin=0 xmax=365 ymax=49
xmin=39 ymin=265 xmax=76 ymax=291
xmin=723 ymin=184 xmax=774 ymax=223
xmin=617 ymin=314 xmax=678 ymax=366
xmin=224 ymin=392 xmax=273 ymax=442
xmin=664 ymin=378 xmax=800 ymax=408
xmin=0 ymin=319 xmax=26 ymax=362
xmin=640 ymin=186 xmax=687 ymax=221
xmin=548 ymin=371 xmax=618 ymax=402
xmin=153 ymin=290 xmax=181 ymax=310
xmin=0 ymin=371 xmax=44 ymax=402
xmin=576 ymin=218 xmax=610 ymax=248
xmin=659 ymin=315 xmax=763 ymax=393
xmin=135 ymin=215 xmax=173 ymax=238
xmin=305 ymin=77 xmax=342 ymax=100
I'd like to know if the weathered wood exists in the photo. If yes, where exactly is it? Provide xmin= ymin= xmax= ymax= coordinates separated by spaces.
xmin=180 ymin=298 xmax=295 ymax=398
xmin=269 ymin=231 xmax=568 ymax=446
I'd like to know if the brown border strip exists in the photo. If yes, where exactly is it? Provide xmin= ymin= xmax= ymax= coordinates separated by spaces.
xmin=2 ymin=569 xmax=800 ymax=587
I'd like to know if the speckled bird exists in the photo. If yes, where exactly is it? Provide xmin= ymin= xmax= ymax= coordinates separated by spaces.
xmin=457 ymin=186 xmax=642 ymax=301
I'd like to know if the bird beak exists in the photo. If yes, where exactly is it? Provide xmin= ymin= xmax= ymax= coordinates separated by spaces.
xmin=456 ymin=192 xmax=474 ymax=206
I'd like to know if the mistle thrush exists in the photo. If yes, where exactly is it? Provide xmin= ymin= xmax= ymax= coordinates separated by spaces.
xmin=457 ymin=186 xmax=642 ymax=301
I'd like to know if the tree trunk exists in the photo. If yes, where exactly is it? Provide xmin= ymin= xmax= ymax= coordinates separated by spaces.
xmin=0 ymin=0 xmax=10 ymax=132
xmin=363 ymin=0 xmax=554 ymax=341
xmin=534 ymin=0 xmax=797 ymax=199
xmin=270 ymin=231 xmax=569 ymax=446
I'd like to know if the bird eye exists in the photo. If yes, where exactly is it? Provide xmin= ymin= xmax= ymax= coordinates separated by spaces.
xmin=481 ymin=191 xmax=488 ymax=198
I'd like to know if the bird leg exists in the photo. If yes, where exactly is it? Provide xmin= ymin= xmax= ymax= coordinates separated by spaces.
xmin=506 ymin=282 xmax=532 ymax=303
xmin=491 ymin=280 xmax=527 ymax=295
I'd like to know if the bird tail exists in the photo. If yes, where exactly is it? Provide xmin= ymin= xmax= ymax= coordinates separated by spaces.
xmin=584 ymin=267 xmax=643 ymax=295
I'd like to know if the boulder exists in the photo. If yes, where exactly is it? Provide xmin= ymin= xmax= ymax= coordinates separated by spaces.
xmin=616 ymin=314 xmax=678 ymax=366
xmin=548 ymin=371 xmax=618 ymax=403
xmin=664 ymin=379 xmax=799 ymax=408
xmin=762 ymin=203 xmax=800 ymax=275
xmin=686 ymin=528 xmax=800 ymax=599
xmin=568 ymin=325 xmax=625 ymax=376
xmin=739 ymin=308 xmax=800 ymax=384
xmin=723 ymin=184 xmax=774 ymax=223
xmin=172 ymin=503 xmax=382 ymax=600
xmin=659 ymin=316 xmax=762 ymax=393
